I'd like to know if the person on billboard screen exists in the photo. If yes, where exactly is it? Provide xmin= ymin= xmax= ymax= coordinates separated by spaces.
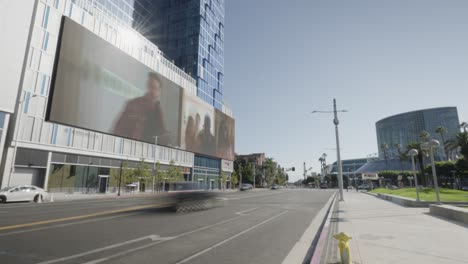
xmin=216 ymin=118 xmax=234 ymax=160
xmin=197 ymin=115 xmax=216 ymax=155
xmin=113 ymin=72 xmax=169 ymax=144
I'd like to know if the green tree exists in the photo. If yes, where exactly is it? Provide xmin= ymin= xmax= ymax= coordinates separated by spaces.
xmin=435 ymin=126 xmax=448 ymax=160
xmin=420 ymin=131 xmax=430 ymax=142
xmin=166 ymin=160 xmax=184 ymax=185
xmin=153 ymin=162 xmax=165 ymax=192
xmin=134 ymin=159 xmax=151 ymax=192
xmin=262 ymin=158 xmax=278 ymax=186
xmin=220 ymin=172 xmax=228 ymax=190
xmin=231 ymin=171 xmax=238 ymax=189
xmin=446 ymin=131 xmax=468 ymax=178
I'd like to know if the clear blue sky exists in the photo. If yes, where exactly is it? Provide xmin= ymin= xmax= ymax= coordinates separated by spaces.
xmin=223 ymin=0 xmax=468 ymax=181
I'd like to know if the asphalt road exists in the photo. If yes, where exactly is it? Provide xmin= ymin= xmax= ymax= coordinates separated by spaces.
xmin=0 ymin=189 xmax=334 ymax=264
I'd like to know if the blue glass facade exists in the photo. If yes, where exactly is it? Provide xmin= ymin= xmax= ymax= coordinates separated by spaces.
xmin=376 ymin=107 xmax=460 ymax=160
xmin=74 ymin=0 xmax=136 ymax=25
xmin=133 ymin=0 xmax=224 ymax=109
xmin=193 ymin=155 xmax=221 ymax=189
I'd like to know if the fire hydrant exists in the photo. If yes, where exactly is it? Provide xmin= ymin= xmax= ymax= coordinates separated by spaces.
xmin=333 ymin=232 xmax=352 ymax=264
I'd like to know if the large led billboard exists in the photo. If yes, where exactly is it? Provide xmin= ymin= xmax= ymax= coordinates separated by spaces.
xmin=47 ymin=17 xmax=235 ymax=160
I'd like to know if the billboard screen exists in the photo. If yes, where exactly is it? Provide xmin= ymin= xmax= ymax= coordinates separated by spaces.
xmin=47 ymin=17 xmax=181 ymax=147
xmin=47 ymin=17 xmax=235 ymax=160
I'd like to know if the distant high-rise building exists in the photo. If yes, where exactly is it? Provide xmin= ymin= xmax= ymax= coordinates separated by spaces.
xmin=133 ymin=0 xmax=225 ymax=109
xmin=376 ymin=107 xmax=460 ymax=160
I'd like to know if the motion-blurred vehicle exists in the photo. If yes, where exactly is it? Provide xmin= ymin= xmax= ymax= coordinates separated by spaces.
xmin=162 ymin=182 xmax=219 ymax=212
xmin=358 ymin=184 xmax=371 ymax=191
xmin=319 ymin=182 xmax=328 ymax=189
xmin=271 ymin=184 xmax=279 ymax=190
xmin=0 ymin=185 xmax=48 ymax=203
xmin=240 ymin=183 xmax=253 ymax=191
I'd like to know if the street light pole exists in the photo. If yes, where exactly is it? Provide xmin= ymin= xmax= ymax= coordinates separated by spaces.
xmin=253 ymin=162 xmax=256 ymax=189
xmin=118 ymin=160 xmax=123 ymax=196
xmin=428 ymin=140 xmax=441 ymax=204
xmin=152 ymin=136 xmax=158 ymax=193
xmin=333 ymin=99 xmax=344 ymax=201
xmin=409 ymin=149 xmax=420 ymax=202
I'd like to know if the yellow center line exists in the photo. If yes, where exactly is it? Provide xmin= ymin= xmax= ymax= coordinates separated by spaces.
xmin=0 ymin=203 xmax=167 ymax=231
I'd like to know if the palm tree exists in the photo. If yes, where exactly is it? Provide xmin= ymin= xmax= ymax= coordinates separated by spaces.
xmin=435 ymin=126 xmax=448 ymax=160
xmin=381 ymin=143 xmax=389 ymax=169
xmin=460 ymin=122 xmax=468 ymax=132
xmin=318 ymin=153 xmax=327 ymax=177
xmin=394 ymin=143 xmax=405 ymax=169
xmin=446 ymin=131 xmax=468 ymax=160
xmin=420 ymin=131 xmax=430 ymax=142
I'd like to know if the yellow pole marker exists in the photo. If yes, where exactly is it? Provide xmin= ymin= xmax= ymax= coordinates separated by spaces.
xmin=333 ymin=232 xmax=352 ymax=264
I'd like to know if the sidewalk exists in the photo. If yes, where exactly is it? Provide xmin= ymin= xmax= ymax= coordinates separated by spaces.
xmin=325 ymin=192 xmax=468 ymax=264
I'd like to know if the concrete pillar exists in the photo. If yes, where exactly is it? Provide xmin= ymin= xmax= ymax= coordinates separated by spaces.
xmin=1 ymin=147 xmax=15 ymax=188
xmin=43 ymin=151 xmax=52 ymax=191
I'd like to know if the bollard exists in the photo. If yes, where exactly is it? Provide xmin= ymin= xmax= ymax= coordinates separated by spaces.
xmin=333 ymin=232 xmax=352 ymax=264
xmin=50 ymin=194 xmax=54 ymax=202
xmin=37 ymin=195 xmax=42 ymax=203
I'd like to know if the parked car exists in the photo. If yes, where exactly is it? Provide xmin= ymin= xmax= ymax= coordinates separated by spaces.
xmin=240 ymin=184 xmax=253 ymax=191
xmin=0 ymin=185 xmax=48 ymax=203
xmin=271 ymin=184 xmax=279 ymax=190
xmin=462 ymin=186 xmax=468 ymax=191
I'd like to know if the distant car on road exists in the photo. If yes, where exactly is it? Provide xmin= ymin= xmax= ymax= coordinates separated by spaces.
xmin=240 ymin=184 xmax=253 ymax=191
xmin=0 ymin=185 xmax=48 ymax=203
xmin=319 ymin=182 xmax=328 ymax=189
xmin=358 ymin=184 xmax=371 ymax=191
xmin=271 ymin=185 xmax=279 ymax=190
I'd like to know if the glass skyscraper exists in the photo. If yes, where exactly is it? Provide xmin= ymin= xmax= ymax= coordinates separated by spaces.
xmin=133 ymin=0 xmax=225 ymax=109
xmin=376 ymin=107 xmax=460 ymax=160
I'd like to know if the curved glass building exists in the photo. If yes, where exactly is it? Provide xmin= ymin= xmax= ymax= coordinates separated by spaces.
xmin=376 ymin=107 xmax=460 ymax=160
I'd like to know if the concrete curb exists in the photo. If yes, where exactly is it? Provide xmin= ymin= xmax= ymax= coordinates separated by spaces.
xmin=429 ymin=204 xmax=468 ymax=224
xmin=369 ymin=192 xmax=468 ymax=208
xmin=281 ymin=192 xmax=337 ymax=264
xmin=309 ymin=194 xmax=337 ymax=264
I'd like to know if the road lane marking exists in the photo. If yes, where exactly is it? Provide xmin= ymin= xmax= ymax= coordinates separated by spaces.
xmin=36 ymin=234 xmax=175 ymax=264
xmin=175 ymin=210 xmax=289 ymax=264
xmin=46 ymin=216 xmax=242 ymax=264
xmin=224 ymin=191 xmax=288 ymax=200
xmin=0 ymin=203 xmax=168 ymax=232
xmin=0 ymin=212 xmax=140 ymax=237
xmin=235 ymin=207 xmax=258 ymax=216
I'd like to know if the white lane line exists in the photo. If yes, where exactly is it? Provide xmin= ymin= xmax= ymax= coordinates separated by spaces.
xmin=175 ymin=210 xmax=289 ymax=264
xmin=224 ymin=191 xmax=288 ymax=200
xmin=0 ymin=212 xmax=140 ymax=237
xmin=40 ymin=216 xmax=242 ymax=264
xmin=36 ymin=233 xmax=172 ymax=264
xmin=235 ymin=207 xmax=259 ymax=216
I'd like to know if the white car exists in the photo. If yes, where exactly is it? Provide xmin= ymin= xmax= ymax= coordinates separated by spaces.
xmin=0 ymin=185 xmax=48 ymax=203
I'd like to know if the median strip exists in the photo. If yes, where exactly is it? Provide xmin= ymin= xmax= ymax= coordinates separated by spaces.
xmin=0 ymin=203 xmax=167 ymax=231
